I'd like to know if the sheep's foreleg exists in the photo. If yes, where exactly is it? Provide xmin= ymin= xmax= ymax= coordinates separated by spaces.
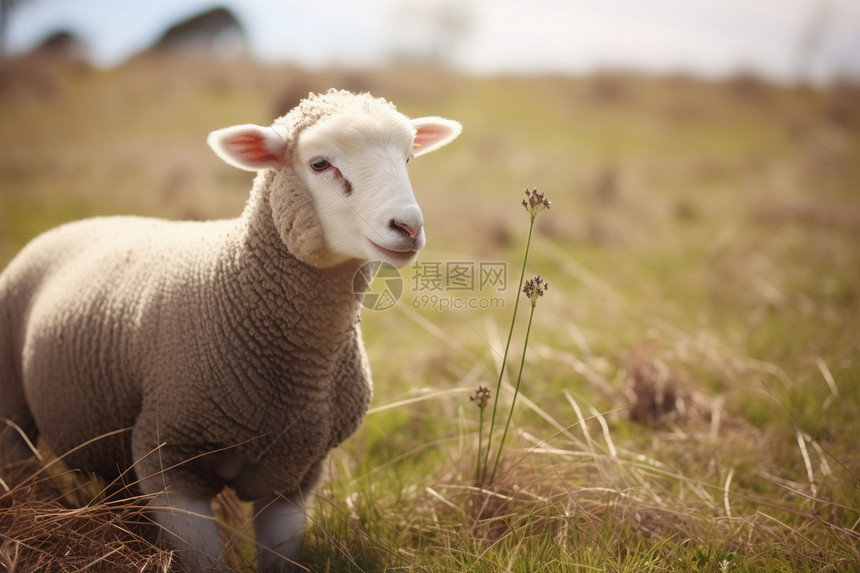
xmin=254 ymin=494 xmax=306 ymax=572
xmin=147 ymin=489 xmax=229 ymax=572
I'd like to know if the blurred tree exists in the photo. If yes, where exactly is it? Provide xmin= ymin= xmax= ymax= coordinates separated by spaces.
xmin=1 ymin=0 xmax=42 ymax=55
xmin=389 ymin=1 xmax=473 ymax=67
xmin=146 ymin=6 xmax=247 ymax=58
xmin=30 ymin=29 xmax=88 ymax=60
xmin=795 ymin=1 xmax=833 ymax=85
xmin=1 ymin=0 xmax=20 ymax=54
xmin=0 ymin=0 xmax=11 ymax=53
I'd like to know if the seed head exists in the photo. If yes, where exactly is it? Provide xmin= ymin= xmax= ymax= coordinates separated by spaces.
xmin=522 ymin=188 xmax=551 ymax=219
xmin=522 ymin=274 xmax=549 ymax=305
xmin=470 ymin=385 xmax=491 ymax=409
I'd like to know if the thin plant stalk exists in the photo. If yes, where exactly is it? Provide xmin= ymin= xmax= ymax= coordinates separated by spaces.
xmin=475 ymin=407 xmax=485 ymax=482
xmin=481 ymin=216 xmax=534 ymax=483
xmin=470 ymin=385 xmax=491 ymax=482
xmin=489 ymin=301 xmax=536 ymax=484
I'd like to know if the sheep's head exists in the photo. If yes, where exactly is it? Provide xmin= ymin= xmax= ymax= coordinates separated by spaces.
xmin=208 ymin=90 xmax=461 ymax=268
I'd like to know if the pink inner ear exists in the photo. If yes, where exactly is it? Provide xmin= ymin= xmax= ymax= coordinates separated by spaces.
xmin=414 ymin=125 xmax=450 ymax=149
xmin=229 ymin=132 xmax=279 ymax=164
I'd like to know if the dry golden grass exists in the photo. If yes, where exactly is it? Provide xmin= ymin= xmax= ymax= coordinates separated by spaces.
xmin=0 ymin=467 xmax=173 ymax=572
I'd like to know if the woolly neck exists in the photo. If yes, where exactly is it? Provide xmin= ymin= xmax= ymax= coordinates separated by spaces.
xmin=208 ymin=169 xmax=367 ymax=385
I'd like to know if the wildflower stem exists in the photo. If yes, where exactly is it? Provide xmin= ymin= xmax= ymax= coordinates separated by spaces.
xmin=481 ymin=214 xmax=535 ymax=484
xmin=475 ymin=407 xmax=484 ymax=482
xmin=489 ymin=301 xmax=536 ymax=485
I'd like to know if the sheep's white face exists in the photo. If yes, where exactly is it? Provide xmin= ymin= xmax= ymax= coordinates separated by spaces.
xmin=208 ymin=103 xmax=461 ymax=268
xmin=293 ymin=113 xmax=435 ymax=267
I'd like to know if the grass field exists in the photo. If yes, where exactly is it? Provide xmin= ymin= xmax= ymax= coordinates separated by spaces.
xmin=1 ymin=55 xmax=859 ymax=571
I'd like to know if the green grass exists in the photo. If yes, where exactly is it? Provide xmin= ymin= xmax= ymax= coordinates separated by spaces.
xmin=1 ymin=56 xmax=858 ymax=571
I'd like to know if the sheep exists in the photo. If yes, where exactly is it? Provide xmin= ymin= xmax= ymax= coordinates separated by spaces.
xmin=0 ymin=89 xmax=461 ymax=572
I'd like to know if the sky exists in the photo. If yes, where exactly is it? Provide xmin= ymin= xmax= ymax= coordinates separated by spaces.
xmin=6 ymin=0 xmax=860 ymax=83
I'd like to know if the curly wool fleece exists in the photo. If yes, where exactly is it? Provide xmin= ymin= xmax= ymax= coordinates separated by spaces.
xmin=0 ymin=91 xmax=386 ymax=500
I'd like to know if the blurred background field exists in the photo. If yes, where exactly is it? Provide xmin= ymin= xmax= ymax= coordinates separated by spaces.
xmin=1 ymin=2 xmax=860 ymax=572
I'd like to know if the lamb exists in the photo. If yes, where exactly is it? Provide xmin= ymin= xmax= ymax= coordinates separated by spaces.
xmin=0 ymin=89 xmax=461 ymax=572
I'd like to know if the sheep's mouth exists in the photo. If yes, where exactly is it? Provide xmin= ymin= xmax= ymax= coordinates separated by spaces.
xmin=367 ymin=239 xmax=419 ymax=263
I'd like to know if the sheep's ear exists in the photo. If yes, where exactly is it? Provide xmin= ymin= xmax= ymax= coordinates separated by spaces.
xmin=207 ymin=124 xmax=287 ymax=171
xmin=411 ymin=117 xmax=462 ymax=157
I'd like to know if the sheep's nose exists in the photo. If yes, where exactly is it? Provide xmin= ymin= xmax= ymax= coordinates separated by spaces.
xmin=391 ymin=219 xmax=423 ymax=239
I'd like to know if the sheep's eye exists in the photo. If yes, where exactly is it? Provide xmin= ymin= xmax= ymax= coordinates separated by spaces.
xmin=309 ymin=158 xmax=330 ymax=172
xmin=406 ymin=157 xmax=411 ymax=165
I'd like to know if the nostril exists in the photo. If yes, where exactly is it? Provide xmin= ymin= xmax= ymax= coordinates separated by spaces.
xmin=391 ymin=219 xmax=423 ymax=239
